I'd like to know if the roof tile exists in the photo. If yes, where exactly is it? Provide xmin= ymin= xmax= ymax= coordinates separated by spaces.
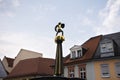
xmin=64 ymin=35 xmax=102 ymax=65
xmin=7 ymin=57 xmax=54 ymax=78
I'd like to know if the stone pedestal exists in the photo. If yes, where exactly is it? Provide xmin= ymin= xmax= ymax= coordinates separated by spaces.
xmin=30 ymin=76 xmax=84 ymax=80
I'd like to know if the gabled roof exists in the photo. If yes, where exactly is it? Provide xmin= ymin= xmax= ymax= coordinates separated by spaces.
xmin=15 ymin=49 xmax=43 ymax=59
xmin=70 ymin=45 xmax=81 ymax=50
xmin=13 ymin=49 xmax=43 ymax=67
xmin=64 ymin=35 xmax=102 ymax=65
xmin=4 ymin=56 xmax=14 ymax=67
xmin=7 ymin=57 xmax=55 ymax=78
xmin=0 ymin=59 xmax=7 ymax=78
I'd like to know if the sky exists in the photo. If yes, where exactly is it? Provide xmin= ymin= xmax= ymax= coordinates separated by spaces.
xmin=0 ymin=0 xmax=120 ymax=59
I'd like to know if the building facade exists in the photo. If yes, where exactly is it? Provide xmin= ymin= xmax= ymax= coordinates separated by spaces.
xmin=64 ymin=35 xmax=101 ymax=80
xmin=64 ymin=32 xmax=120 ymax=80
xmin=93 ymin=32 xmax=120 ymax=80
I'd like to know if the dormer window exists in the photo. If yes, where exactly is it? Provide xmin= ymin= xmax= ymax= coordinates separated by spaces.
xmin=100 ymin=39 xmax=114 ymax=57
xmin=77 ymin=50 xmax=82 ymax=57
xmin=70 ymin=45 xmax=86 ymax=59
xmin=71 ymin=51 xmax=76 ymax=59
xmin=100 ymin=42 xmax=113 ymax=53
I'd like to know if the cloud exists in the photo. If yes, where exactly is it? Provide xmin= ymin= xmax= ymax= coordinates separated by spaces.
xmin=87 ymin=9 xmax=93 ymax=14
xmin=12 ymin=0 xmax=20 ymax=7
xmin=81 ymin=17 xmax=93 ymax=26
xmin=0 ymin=32 xmax=56 ymax=59
xmin=32 ymin=4 xmax=56 ymax=13
xmin=0 ymin=11 xmax=15 ymax=17
xmin=95 ymin=0 xmax=120 ymax=35
xmin=0 ymin=0 xmax=20 ymax=17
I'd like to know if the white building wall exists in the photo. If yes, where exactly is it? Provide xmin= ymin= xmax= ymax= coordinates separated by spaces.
xmin=13 ymin=49 xmax=42 ymax=67
xmin=74 ymin=65 xmax=79 ymax=77
xmin=86 ymin=61 xmax=95 ymax=80
xmin=64 ymin=66 xmax=68 ymax=77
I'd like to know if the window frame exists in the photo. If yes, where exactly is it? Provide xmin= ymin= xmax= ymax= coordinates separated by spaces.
xmin=71 ymin=51 xmax=76 ymax=59
xmin=69 ymin=69 xmax=74 ymax=78
xmin=101 ymin=64 xmax=110 ymax=78
xmin=100 ymin=41 xmax=114 ymax=53
xmin=115 ymin=62 xmax=120 ymax=77
xmin=77 ymin=50 xmax=82 ymax=57
xmin=79 ymin=67 xmax=86 ymax=79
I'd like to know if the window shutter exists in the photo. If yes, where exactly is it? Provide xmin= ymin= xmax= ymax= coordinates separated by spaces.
xmin=115 ymin=62 xmax=120 ymax=76
xmin=101 ymin=64 xmax=110 ymax=77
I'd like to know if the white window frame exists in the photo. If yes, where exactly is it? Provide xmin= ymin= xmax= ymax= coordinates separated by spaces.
xmin=70 ymin=45 xmax=83 ymax=59
xmin=69 ymin=69 xmax=74 ymax=78
xmin=106 ymin=42 xmax=113 ymax=52
xmin=79 ymin=67 xmax=86 ymax=79
xmin=77 ymin=50 xmax=82 ymax=57
xmin=100 ymin=43 xmax=107 ymax=53
xmin=100 ymin=41 xmax=113 ymax=53
xmin=71 ymin=51 xmax=76 ymax=59
xmin=115 ymin=62 xmax=120 ymax=77
xmin=101 ymin=64 xmax=110 ymax=78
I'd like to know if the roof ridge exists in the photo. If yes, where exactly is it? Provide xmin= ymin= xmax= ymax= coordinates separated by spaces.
xmin=21 ymin=49 xmax=42 ymax=54
xmin=103 ymin=32 xmax=120 ymax=36
xmin=15 ymin=49 xmax=43 ymax=59
xmin=81 ymin=35 xmax=102 ymax=46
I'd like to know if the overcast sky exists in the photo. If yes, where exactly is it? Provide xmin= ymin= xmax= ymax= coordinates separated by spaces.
xmin=0 ymin=0 xmax=120 ymax=59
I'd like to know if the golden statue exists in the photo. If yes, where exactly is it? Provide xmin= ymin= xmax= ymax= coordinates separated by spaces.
xmin=55 ymin=22 xmax=65 ymax=36
xmin=55 ymin=22 xmax=65 ymax=42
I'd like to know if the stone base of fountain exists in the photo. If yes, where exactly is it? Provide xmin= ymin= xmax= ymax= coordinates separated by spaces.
xmin=30 ymin=76 xmax=84 ymax=80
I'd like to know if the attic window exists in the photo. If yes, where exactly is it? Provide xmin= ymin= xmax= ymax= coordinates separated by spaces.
xmin=100 ymin=41 xmax=114 ymax=57
xmin=77 ymin=50 xmax=82 ymax=57
xmin=71 ymin=51 xmax=76 ymax=59
xmin=100 ymin=41 xmax=114 ymax=53
xmin=70 ymin=45 xmax=85 ymax=59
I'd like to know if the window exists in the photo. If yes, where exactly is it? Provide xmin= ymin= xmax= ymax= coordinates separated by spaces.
xmin=71 ymin=49 xmax=83 ymax=59
xmin=79 ymin=67 xmax=86 ymax=79
xmin=77 ymin=50 xmax=82 ymax=57
xmin=115 ymin=62 xmax=120 ymax=77
xmin=100 ymin=41 xmax=114 ymax=57
xmin=101 ymin=64 xmax=110 ymax=77
xmin=106 ymin=42 xmax=113 ymax=52
xmin=100 ymin=42 xmax=113 ymax=53
xmin=70 ymin=45 xmax=84 ymax=59
xmin=71 ymin=51 xmax=76 ymax=58
xmin=69 ymin=69 xmax=74 ymax=78
xmin=100 ymin=43 xmax=106 ymax=53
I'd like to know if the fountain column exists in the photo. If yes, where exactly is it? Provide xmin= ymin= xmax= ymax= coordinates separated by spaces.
xmin=54 ymin=22 xmax=65 ymax=77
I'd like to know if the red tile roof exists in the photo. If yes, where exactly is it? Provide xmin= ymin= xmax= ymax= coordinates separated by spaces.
xmin=64 ymin=35 xmax=102 ymax=65
xmin=5 ymin=56 xmax=14 ymax=67
xmin=7 ymin=57 xmax=55 ymax=78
